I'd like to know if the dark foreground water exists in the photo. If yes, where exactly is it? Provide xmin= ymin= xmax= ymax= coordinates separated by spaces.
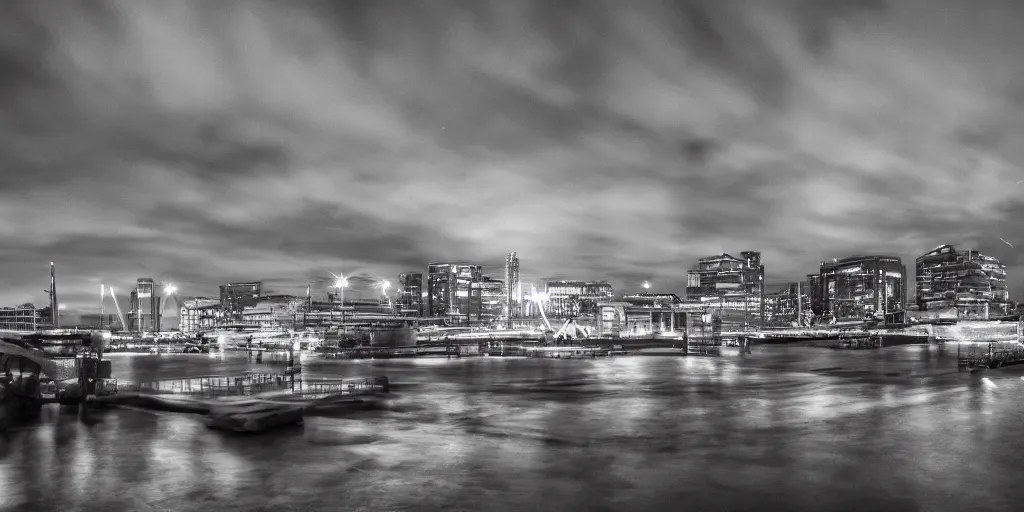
xmin=3 ymin=345 xmax=1024 ymax=512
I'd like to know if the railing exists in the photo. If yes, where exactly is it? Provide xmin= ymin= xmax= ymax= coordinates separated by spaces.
xmin=958 ymin=343 xmax=1024 ymax=370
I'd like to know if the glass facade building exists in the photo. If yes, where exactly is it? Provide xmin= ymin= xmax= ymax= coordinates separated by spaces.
xmin=426 ymin=263 xmax=483 ymax=321
xmin=685 ymin=251 xmax=765 ymax=330
xmin=818 ymin=255 xmax=906 ymax=324
xmin=915 ymin=245 xmax=1010 ymax=319
xmin=128 ymin=278 xmax=160 ymax=332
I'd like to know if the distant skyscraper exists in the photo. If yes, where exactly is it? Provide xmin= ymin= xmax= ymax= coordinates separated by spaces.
xmin=397 ymin=272 xmax=424 ymax=316
xmin=128 ymin=277 xmax=159 ymax=332
xmin=504 ymin=252 xmax=521 ymax=326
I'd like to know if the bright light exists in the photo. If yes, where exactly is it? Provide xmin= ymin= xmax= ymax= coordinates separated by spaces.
xmin=163 ymin=284 xmax=177 ymax=295
xmin=642 ymin=281 xmax=651 ymax=290
xmin=380 ymin=280 xmax=391 ymax=293
xmin=334 ymin=275 xmax=348 ymax=289
xmin=57 ymin=303 xmax=67 ymax=311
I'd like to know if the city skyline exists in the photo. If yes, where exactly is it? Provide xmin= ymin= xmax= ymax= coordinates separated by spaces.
xmin=2 ymin=0 xmax=1024 ymax=312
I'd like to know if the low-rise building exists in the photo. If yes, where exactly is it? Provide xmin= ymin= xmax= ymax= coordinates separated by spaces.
xmin=179 ymin=298 xmax=222 ymax=333
xmin=0 ymin=303 xmax=39 ymax=332
xmin=544 ymin=280 xmax=614 ymax=318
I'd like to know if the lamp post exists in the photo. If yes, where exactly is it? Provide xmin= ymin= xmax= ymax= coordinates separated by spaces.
xmin=160 ymin=284 xmax=177 ymax=332
xmin=333 ymin=275 xmax=348 ymax=330
xmin=379 ymin=279 xmax=392 ymax=312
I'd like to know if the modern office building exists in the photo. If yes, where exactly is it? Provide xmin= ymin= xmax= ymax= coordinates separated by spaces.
xmin=543 ymin=280 xmax=615 ymax=318
xmin=0 ymin=303 xmax=40 ymax=332
xmin=504 ymin=252 xmax=522 ymax=324
xmin=397 ymin=272 xmax=424 ymax=316
xmin=818 ymin=255 xmax=907 ymax=324
xmin=915 ymin=244 xmax=1010 ymax=319
xmin=469 ymin=277 xmax=505 ymax=326
xmin=128 ymin=278 xmax=160 ymax=332
xmin=426 ymin=263 xmax=483 ymax=321
xmin=685 ymin=251 xmax=765 ymax=330
xmin=806 ymin=273 xmax=823 ymax=316
xmin=219 ymin=282 xmax=263 ymax=322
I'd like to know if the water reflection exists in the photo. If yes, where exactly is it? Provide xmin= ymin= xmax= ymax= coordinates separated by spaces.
xmin=5 ymin=347 xmax=1024 ymax=510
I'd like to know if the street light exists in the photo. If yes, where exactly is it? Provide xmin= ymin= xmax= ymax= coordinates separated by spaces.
xmin=379 ymin=279 xmax=392 ymax=310
xmin=332 ymin=274 xmax=348 ymax=326
xmin=160 ymin=283 xmax=178 ymax=332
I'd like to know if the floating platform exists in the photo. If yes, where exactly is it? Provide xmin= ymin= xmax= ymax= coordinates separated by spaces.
xmin=85 ymin=374 xmax=390 ymax=433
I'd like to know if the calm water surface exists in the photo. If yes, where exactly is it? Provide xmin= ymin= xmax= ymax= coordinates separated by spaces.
xmin=2 ymin=345 xmax=1024 ymax=512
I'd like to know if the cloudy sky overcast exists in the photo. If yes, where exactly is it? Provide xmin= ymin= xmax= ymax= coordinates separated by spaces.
xmin=2 ymin=0 xmax=1023 ymax=313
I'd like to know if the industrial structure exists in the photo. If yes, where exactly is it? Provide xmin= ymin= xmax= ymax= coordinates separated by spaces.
xmin=915 ymin=244 xmax=1010 ymax=319
xmin=685 ymin=251 xmax=766 ymax=331
xmin=817 ymin=255 xmax=907 ymax=324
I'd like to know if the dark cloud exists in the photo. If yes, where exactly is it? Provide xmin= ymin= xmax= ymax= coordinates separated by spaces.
xmin=2 ymin=0 xmax=1024 ymax=312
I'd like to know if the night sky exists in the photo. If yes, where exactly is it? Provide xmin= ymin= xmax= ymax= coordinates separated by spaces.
xmin=2 ymin=0 xmax=1023 ymax=314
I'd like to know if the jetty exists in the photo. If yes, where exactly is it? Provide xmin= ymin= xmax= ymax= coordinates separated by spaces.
xmin=54 ymin=370 xmax=391 ymax=433
xmin=957 ymin=342 xmax=1024 ymax=372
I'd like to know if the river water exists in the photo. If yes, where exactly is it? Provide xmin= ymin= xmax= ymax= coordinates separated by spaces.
xmin=2 ymin=345 xmax=1024 ymax=512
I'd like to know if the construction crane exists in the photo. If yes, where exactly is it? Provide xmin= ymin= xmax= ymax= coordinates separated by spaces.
xmin=107 ymin=286 xmax=127 ymax=332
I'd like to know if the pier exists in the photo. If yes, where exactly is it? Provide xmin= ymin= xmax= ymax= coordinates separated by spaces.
xmin=41 ymin=371 xmax=389 ymax=402
xmin=957 ymin=342 xmax=1024 ymax=371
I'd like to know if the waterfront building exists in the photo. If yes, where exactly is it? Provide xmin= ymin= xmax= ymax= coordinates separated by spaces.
xmin=241 ymin=296 xmax=304 ymax=330
xmin=219 ymin=282 xmax=263 ymax=322
xmin=685 ymin=251 xmax=765 ymax=331
xmin=0 ymin=303 xmax=40 ymax=332
xmin=596 ymin=301 xmax=688 ymax=338
xmin=397 ymin=272 xmax=424 ymax=317
xmin=127 ymin=278 xmax=159 ymax=332
xmin=179 ymin=298 xmax=222 ymax=333
xmin=806 ymin=274 xmax=823 ymax=316
xmin=504 ymin=253 xmax=522 ymax=325
xmin=470 ymin=277 xmax=506 ymax=326
xmin=544 ymin=280 xmax=614 ymax=318
xmin=817 ymin=255 xmax=907 ymax=324
xmin=426 ymin=263 xmax=483 ymax=322
xmin=915 ymin=244 xmax=1010 ymax=319
xmin=763 ymin=283 xmax=808 ymax=327
xmin=621 ymin=293 xmax=683 ymax=308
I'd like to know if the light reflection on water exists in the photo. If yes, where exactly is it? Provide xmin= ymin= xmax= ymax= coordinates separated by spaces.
xmin=2 ymin=346 xmax=1024 ymax=511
